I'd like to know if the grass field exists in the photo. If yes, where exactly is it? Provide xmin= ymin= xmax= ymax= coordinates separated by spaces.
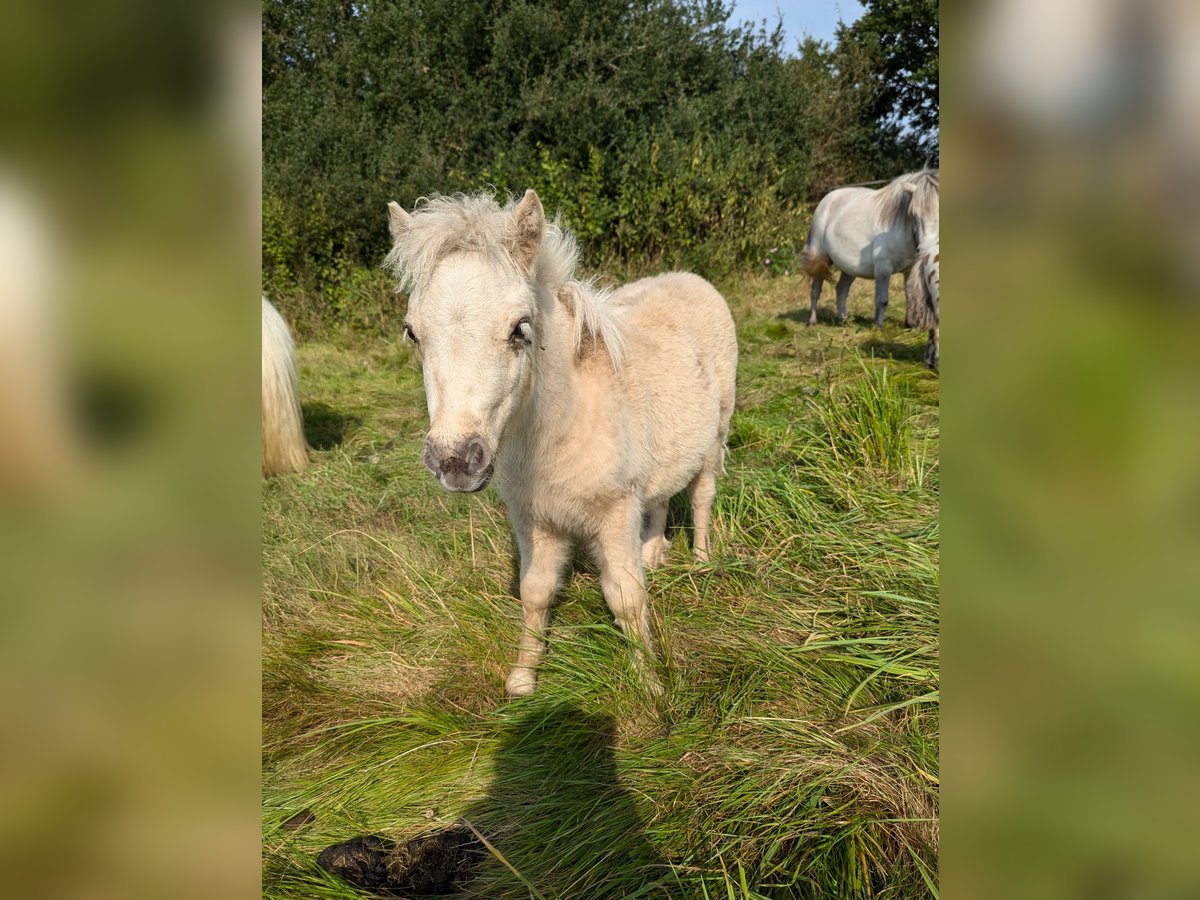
xmin=262 ymin=272 xmax=939 ymax=898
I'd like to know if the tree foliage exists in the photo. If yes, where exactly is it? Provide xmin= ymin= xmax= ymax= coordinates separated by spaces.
xmin=834 ymin=0 xmax=939 ymax=161
xmin=263 ymin=0 xmax=939 ymax=301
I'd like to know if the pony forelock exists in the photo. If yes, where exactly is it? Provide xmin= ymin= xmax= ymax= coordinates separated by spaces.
xmin=383 ymin=191 xmax=625 ymax=369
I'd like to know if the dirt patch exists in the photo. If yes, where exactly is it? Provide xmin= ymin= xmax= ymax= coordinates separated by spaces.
xmin=317 ymin=827 xmax=485 ymax=896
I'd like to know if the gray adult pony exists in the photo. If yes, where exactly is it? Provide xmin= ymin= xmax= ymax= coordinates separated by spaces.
xmin=801 ymin=169 xmax=940 ymax=328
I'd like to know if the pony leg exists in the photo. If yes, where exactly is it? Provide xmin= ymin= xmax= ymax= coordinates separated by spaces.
xmin=505 ymin=523 xmax=570 ymax=698
xmin=903 ymin=265 xmax=918 ymax=328
xmin=687 ymin=467 xmax=718 ymax=562
xmin=641 ymin=501 xmax=670 ymax=569
xmin=593 ymin=503 xmax=661 ymax=693
xmin=926 ymin=326 xmax=940 ymax=372
xmin=807 ymin=277 xmax=822 ymax=326
xmin=873 ymin=270 xmax=894 ymax=327
xmin=835 ymin=273 xmax=854 ymax=325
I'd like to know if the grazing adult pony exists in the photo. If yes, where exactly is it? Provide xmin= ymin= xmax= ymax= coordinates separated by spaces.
xmin=906 ymin=234 xmax=941 ymax=371
xmin=262 ymin=297 xmax=308 ymax=477
xmin=385 ymin=190 xmax=737 ymax=697
xmin=802 ymin=169 xmax=940 ymax=328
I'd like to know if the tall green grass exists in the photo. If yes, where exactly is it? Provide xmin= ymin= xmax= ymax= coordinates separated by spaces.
xmin=263 ymin=274 xmax=939 ymax=897
xmin=808 ymin=359 xmax=915 ymax=476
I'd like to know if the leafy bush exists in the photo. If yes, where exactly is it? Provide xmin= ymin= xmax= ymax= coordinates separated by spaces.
xmin=263 ymin=0 xmax=936 ymax=331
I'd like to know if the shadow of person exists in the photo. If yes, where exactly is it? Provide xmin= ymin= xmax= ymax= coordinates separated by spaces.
xmin=318 ymin=700 xmax=674 ymax=898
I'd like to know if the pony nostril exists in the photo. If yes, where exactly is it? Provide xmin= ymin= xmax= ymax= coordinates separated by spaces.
xmin=464 ymin=439 xmax=489 ymax=476
xmin=422 ymin=441 xmax=441 ymax=475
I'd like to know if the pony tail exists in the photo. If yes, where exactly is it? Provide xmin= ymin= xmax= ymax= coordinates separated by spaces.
xmin=800 ymin=233 xmax=833 ymax=282
xmin=904 ymin=265 xmax=933 ymax=331
xmin=262 ymin=297 xmax=309 ymax=477
xmin=904 ymin=241 xmax=940 ymax=331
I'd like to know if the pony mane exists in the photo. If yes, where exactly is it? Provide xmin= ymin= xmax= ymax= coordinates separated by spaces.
xmin=872 ymin=168 xmax=940 ymax=238
xmin=383 ymin=191 xmax=625 ymax=369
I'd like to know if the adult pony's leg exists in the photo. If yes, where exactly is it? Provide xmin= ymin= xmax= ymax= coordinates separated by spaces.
xmin=807 ymin=277 xmax=822 ymax=326
xmin=593 ymin=501 xmax=661 ymax=693
xmin=506 ymin=520 xmax=570 ymax=698
xmin=873 ymin=269 xmax=894 ymax=327
xmin=641 ymin=501 xmax=670 ymax=569
xmin=835 ymin=273 xmax=854 ymax=325
xmin=926 ymin=326 xmax=940 ymax=372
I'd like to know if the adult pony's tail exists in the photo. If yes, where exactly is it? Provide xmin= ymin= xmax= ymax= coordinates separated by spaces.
xmin=800 ymin=232 xmax=833 ymax=283
xmin=905 ymin=264 xmax=936 ymax=330
xmin=262 ymin=297 xmax=309 ymax=477
xmin=905 ymin=242 xmax=940 ymax=332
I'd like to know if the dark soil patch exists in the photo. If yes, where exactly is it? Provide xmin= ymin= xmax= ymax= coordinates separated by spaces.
xmin=317 ymin=827 xmax=485 ymax=896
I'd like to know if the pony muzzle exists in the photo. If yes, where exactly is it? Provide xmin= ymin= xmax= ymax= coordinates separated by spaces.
xmin=423 ymin=435 xmax=494 ymax=492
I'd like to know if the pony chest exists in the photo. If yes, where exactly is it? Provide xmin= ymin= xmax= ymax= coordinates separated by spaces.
xmin=497 ymin=453 xmax=633 ymax=535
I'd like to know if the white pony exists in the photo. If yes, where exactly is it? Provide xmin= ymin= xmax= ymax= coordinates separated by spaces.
xmin=907 ymin=234 xmax=941 ymax=372
xmin=802 ymin=169 xmax=940 ymax=328
xmin=385 ymin=190 xmax=738 ymax=697
xmin=262 ymin=297 xmax=309 ymax=477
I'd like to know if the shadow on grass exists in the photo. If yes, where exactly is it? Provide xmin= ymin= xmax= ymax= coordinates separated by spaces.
xmin=303 ymin=402 xmax=361 ymax=450
xmin=318 ymin=701 xmax=673 ymax=897
xmin=665 ymin=493 xmax=695 ymax=556
xmin=778 ymin=308 xmax=891 ymax=328
xmin=779 ymin=307 xmax=842 ymax=326
xmin=858 ymin=335 xmax=928 ymax=364
xmin=465 ymin=701 xmax=672 ymax=897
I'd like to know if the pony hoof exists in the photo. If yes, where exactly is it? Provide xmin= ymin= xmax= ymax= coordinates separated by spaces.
xmin=505 ymin=669 xmax=537 ymax=698
xmin=806 ymin=316 xmax=817 ymax=327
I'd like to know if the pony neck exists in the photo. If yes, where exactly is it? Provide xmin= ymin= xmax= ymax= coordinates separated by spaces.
xmin=509 ymin=279 xmax=586 ymax=444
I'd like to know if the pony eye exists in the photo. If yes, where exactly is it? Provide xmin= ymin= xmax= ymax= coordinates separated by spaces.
xmin=510 ymin=317 xmax=532 ymax=345
xmin=404 ymin=323 xmax=419 ymax=346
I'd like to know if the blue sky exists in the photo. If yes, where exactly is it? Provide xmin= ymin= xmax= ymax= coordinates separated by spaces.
xmin=730 ymin=0 xmax=865 ymax=49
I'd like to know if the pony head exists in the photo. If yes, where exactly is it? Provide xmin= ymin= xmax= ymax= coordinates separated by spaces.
xmin=385 ymin=190 xmax=549 ymax=492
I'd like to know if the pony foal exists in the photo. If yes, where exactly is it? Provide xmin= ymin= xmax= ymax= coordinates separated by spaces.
xmin=385 ymin=190 xmax=737 ymax=696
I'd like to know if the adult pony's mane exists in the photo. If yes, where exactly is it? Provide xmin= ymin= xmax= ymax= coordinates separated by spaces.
xmin=383 ymin=192 xmax=625 ymax=368
xmin=872 ymin=168 xmax=939 ymax=238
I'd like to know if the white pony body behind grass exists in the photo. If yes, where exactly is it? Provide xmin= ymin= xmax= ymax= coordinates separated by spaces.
xmin=385 ymin=190 xmax=737 ymax=696
xmin=261 ymin=297 xmax=308 ymax=477
xmin=802 ymin=169 xmax=939 ymax=330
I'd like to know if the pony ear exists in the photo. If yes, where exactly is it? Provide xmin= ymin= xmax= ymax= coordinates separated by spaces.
xmin=387 ymin=201 xmax=412 ymax=244
xmin=508 ymin=189 xmax=544 ymax=272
